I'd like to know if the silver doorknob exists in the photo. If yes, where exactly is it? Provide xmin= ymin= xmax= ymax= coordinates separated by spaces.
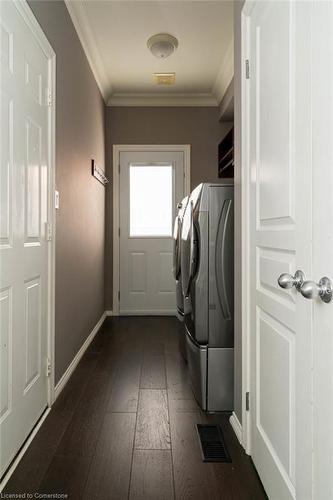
xmin=300 ymin=277 xmax=333 ymax=303
xmin=278 ymin=270 xmax=305 ymax=291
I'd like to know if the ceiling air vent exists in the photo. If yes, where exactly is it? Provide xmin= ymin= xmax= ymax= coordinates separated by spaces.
xmin=154 ymin=73 xmax=176 ymax=85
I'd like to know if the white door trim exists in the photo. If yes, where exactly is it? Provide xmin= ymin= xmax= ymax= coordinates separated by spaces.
xmin=13 ymin=0 xmax=57 ymax=406
xmin=112 ymin=144 xmax=191 ymax=316
xmin=240 ymin=0 xmax=253 ymax=456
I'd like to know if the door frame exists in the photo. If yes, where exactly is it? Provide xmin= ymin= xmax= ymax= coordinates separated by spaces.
xmin=240 ymin=1 xmax=252 ymax=455
xmin=13 ymin=1 xmax=57 ymax=405
xmin=112 ymin=144 xmax=191 ymax=316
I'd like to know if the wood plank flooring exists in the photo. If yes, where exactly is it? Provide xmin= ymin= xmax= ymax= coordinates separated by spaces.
xmin=4 ymin=317 xmax=267 ymax=499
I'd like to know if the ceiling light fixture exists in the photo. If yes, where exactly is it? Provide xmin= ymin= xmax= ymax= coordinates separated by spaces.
xmin=147 ymin=33 xmax=178 ymax=59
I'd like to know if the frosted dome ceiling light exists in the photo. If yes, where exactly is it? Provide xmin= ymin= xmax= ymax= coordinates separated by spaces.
xmin=147 ymin=33 xmax=178 ymax=59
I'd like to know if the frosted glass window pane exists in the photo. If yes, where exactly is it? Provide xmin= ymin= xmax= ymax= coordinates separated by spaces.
xmin=130 ymin=165 xmax=173 ymax=237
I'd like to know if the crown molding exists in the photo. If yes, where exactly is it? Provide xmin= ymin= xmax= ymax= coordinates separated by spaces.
xmin=108 ymin=92 xmax=219 ymax=107
xmin=64 ymin=0 xmax=110 ymax=102
xmin=212 ymin=37 xmax=234 ymax=105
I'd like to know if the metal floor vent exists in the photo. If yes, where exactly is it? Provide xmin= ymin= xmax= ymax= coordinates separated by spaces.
xmin=197 ymin=424 xmax=232 ymax=463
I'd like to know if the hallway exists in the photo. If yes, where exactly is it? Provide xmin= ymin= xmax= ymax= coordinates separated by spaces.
xmin=5 ymin=317 xmax=266 ymax=499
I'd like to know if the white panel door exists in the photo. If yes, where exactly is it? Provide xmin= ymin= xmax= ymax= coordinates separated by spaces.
xmin=246 ymin=1 xmax=313 ymax=499
xmin=119 ymin=151 xmax=184 ymax=314
xmin=0 ymin=1 xmax=51 ymax=476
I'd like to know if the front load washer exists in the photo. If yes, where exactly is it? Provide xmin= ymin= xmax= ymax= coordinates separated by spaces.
xmin=181 ymin=183 xmax=234 ymax=411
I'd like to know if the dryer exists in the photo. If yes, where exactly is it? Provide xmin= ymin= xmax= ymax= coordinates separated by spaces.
xmin=181 ymin=183 xmax=234 ymax=411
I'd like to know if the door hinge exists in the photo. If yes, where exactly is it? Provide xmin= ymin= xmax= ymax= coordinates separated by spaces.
xmin=245 ymin=59 xmax=250 ymax=79
xmin=118 ymin=164 xmax=121 ymax=174
xmin=46 ymin=357 xmax=52 ymax=377
xmin=118 ymin=227 xmax=120 ymax=237
xmin=46 ymin=88 xmax=53 ymax=106
xmin=45 ymin=222 xmax=52 ymax=241
xmin=246 ymin=391 xmax=250 ymax=411
xmin=118 ymin=290 xmax=120 ymax=302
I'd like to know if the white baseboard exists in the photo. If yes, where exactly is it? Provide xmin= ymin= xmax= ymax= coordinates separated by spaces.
xmin=229 ymin=411 xmax=243 ymax=446
xmin=54 ymin=311 xmax=107 ymax=400
xmin=118 ymin=309 xmax=177 ymax=316
xmin=105 ymin=310 xmax=113 ymax=316
xmin=0 ymin=407 xmax=51 ymax=492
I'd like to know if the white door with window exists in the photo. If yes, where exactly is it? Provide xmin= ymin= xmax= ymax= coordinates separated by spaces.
xmin=0 ymin=1 xmax=53 ymax=477
xmin=244 ymin=1 xmax=333 ymax=499
xmin=119 ymin=150 xmax=185 ymax=315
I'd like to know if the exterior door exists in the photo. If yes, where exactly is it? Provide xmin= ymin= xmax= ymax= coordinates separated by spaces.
xmin=0 ymin=1 xmax=52 ymax=477
xmin=245 ymin=1 xmax=333 ymax=499
xmin=119 ymin=150 xmax=184 ymax=315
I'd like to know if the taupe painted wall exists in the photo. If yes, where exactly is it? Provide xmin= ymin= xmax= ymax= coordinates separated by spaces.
xmin=28 ymin=0 xmax=106 ymax=383
xmin=234 ymin=0 xmax=245 ymax=423
xmin=105 ymin=106 xmax=231 ymax=310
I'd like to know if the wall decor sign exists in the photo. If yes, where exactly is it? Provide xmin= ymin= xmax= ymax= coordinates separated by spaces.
xmin=91 ymin=159 xmax=109 ymax=186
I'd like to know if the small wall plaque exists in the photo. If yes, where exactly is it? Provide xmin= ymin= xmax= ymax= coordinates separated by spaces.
xmin=91 ymin=159 xmax=109 ymax=186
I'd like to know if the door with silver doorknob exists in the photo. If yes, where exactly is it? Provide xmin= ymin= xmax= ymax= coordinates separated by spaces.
xmin=245 ymin=2 xmax=333 ymax=498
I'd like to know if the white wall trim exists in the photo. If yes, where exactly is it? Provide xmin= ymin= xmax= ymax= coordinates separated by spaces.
xmin=230 ymin=412 xmax=243 ymax=446
xmin=105 ymin=310 xmax=114 ymax=317
xmin=108 ymin=92 xmax=219 ymax=107
xmin=64 ymin=0 xmax=110 ymax=102
xmin=54 ymin=312 xmax=106 ymax=400
xmin=240 ymin=3 xmax=252 ymax=456
xmin=112 ymin=144 xmax=191 ymax=316
xmin=119 ymin=310 xmax=177 ymax=316
xmin=0 ymin=407 xmax=51 ymax=492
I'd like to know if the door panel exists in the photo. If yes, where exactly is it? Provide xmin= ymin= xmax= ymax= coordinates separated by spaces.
xmin=24 ymin=278 xmax=41 ymax=392
xmin=130 ymin=252 xmax=147 ymax=293
xmin=157 ymin=252 xmax=174 ymax=293
xmin=0 ymin=288 xmax=12 ymax=421
xmin=119 ymin=151 xmax=184 ymax=314
xmin=1 ymin=91 xmax=13 ymax=246
xmin=0 ymin=1 xmax=51 ymax=476
xmin=257 ymin=310 xmax=294 ymax=475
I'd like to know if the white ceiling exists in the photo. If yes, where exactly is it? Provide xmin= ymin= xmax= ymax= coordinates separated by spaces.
xmin=65 ymin=1 xmax=234 ymax=106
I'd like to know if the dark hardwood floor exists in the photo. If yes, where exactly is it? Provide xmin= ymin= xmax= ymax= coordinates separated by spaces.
xmin=4 ymin=317 xmax=267 ymax=499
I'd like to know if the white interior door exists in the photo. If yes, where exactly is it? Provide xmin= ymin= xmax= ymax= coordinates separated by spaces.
xmin=119 ymin=150 xmax=184 ymax=315
xmin=0 ymin=1 xmax=52 ymax=477
xmin=246 ymin=1 xmax=314 ymax=498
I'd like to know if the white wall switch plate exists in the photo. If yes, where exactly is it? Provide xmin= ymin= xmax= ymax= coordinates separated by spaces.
xmin=55 ymin=190 xmax=60 ymax=209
